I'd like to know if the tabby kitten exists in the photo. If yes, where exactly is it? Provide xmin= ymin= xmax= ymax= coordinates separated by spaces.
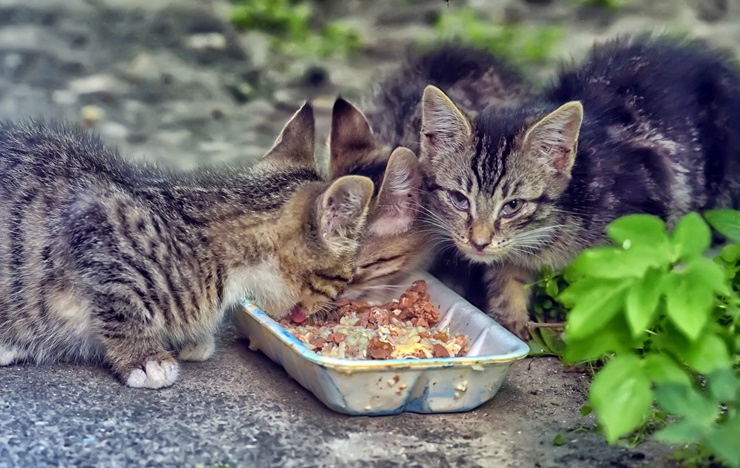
xmin=327 ymin=43 xmax=531 ymax=299
xmin=0 ymin=103 xmax=375 ymax=389
xmin=419 ymin=34 xmax=740 ymax=339
xmin=328 ymin=98 xmax=426 ymax=300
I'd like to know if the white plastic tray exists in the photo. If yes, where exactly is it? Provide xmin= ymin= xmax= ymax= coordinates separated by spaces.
xmin=233 ymin=271 xmax=530 ymax=415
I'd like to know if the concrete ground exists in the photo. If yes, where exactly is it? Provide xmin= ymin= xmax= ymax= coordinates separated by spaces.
xmin=0 ymin=327 xmax=672 ymax=468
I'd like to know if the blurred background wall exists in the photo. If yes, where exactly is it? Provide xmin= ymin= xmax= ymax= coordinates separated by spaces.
xmin=0 ymin=0 xmax=737 ymax=169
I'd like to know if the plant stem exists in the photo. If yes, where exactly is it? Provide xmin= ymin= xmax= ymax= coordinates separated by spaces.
xmin=527 ymin=321 xmax=565 ymax=331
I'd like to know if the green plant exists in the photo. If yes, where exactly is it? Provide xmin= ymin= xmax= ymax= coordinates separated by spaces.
xmin=570 ymin=0 xmax=629 ymax=10
xmin=433 ymin=8 xmax=563 ymax=68
xmin=555 ymin=211 xmax=740 ymax=467
xmin=230 ymin=0 xmax=362 ymax=59
xmin=527 ymin=266 xmax=571 ymax=356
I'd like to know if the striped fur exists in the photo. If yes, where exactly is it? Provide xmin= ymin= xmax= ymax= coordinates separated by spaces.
xmin=0 ymin=103 xmax=374 ymax=388
xmin=419 ymin=34 xmax=740 ymax=339
xmin=326 ymin=43 xmax=531 ymax=301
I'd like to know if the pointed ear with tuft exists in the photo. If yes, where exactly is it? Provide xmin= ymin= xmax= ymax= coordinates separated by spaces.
xmin=319 ymin=175 xmax=375 ymax=254
xmin=263 ymin=101 xmax=316 ymax=167
xmin=523 ymin=101 xmax=583 ymax=177
xmin=420 ymin=85 xmax=473 ymax=164
xmin=328 ymin=97 xmax=377 ymax=178
xmin=368 ymin=147 xmax=422 ymax=236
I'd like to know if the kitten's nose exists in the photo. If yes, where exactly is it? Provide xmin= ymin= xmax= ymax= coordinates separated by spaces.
xmin=470 ymin=239 xmax=491 ymax=251
xmin=469 ymin=221 xmax=492 ymax=252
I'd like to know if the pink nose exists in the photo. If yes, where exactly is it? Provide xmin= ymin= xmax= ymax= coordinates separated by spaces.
xmin=470 ymin=239 xmax=490 ymax=252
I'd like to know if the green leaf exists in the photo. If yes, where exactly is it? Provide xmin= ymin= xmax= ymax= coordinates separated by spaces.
xmin=553 ymin=434 xmax=566 ymax=446
xmin=654 ymin=382 xmax=719 ymax=425
xmin=557 ymin=276 xmax=602 ymax=308
xmin=572 ymin=243 xmax=671 ymax=280
xmin=565 ymin=280 xmax=630 ymax=340
xmin=526 ymin=336 xmax=551 ymax=357
xmin=664 ymin=271 xmax=715 ymax=341
xmin=705 ymin=209 xmax=740 ymax=242
xmin=643 ymin=354 xmax=692 ymax=386
xmin=719 ymin=243 xmax=740 ymax=263
xmin=684 ymin=334 xmax=732 ymax=375
xmin=539 ymin=328 xmax=566 ymax=356
xmin=625 ymin=267 xmax=663 ymax=337
xmin=685 ymin=256 xmax=731 ymax=296
xmin=589 ymin=355 xmax=653 ymax=443
xmin=606 ymin=214 xmax=667 ymax=243
xmin=705 ymin=414 xmax=740 ymax=468
xmin=562 ymin=265 xmax=582 ymax=284
xmin=569 ymin=247 xmax=652 ymax=279
xmin=546 ymin=279 xmax=559 ymax=297
xmin=653 ymin=419 xmax=705 ymax=444
xmin=563 ymin=335 xmax=616 ymax=363
xmin=580 ymin=405 xmax=593 ymax=416
xmin=708 ymin=368 xmax=739 ymax=402
xmin=671 ymin=212 xmax=711 ymax=260
xmin=563 ymin=316 xmax=633 ymax=363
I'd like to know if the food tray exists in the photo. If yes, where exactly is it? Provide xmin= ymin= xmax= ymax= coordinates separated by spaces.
xmin=233 ymin=271 xmax=530 ymax=415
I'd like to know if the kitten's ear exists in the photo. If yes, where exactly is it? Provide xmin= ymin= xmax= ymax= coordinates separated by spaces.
xmin=369 ymin=147 xmax=422 ymax=236
xmin=328 ymin=97 xmax=376 ymax=178
xmin=263 ymin=101 xmax=316 ymax=167
xmin=523 ymin=101 xmax=583 ymax=176
xmin=319 ymin=175 xmax=375 ymax=253
xmin=420 ymin=85 xmax=472 ymax=163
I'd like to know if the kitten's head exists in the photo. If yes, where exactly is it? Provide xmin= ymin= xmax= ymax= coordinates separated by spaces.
xmin=418 ymin=85 xmax=583 ymax=268
xmin=326 ymin=97 xmax=428 ymax=300
xmin=245 ymin=102 xmax=375 ymax=320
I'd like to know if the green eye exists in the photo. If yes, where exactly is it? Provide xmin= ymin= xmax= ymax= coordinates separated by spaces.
xmin=447 ymin=191 xmax=470 ymax=211
xmin=501 ymin=199 xmax=524 ymax=217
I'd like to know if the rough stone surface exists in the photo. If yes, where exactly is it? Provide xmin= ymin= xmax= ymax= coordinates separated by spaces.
xmin=2 ymin=0 xmax=739 ymax=465
xmin=0 ymin=329 xmax=672 ymax=468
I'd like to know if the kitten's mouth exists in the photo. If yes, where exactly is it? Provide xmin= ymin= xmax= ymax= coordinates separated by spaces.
xmin=459 ymin=243 xmax=501 ymax=265
xmin=290 ymin=304 xmax=307 ymax=324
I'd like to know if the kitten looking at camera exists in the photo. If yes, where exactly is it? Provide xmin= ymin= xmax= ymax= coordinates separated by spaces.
xmin=0 ymin=103 xmax=374 ymax=389
xmin=327 ymin=43 xmax=531 ymax=300
xmin=419 ymin=34 xmax=740 ymax=339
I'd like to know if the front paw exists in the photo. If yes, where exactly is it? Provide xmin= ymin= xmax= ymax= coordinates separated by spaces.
xmin=124 ymin=353 xmax=179 ymax=389
xmin=178 ymin=336 xmax=216 ymax=362
xmin=491 ymin=309 xmax=530 ymax=342
xmin=0 ymin=344 xmax=26 ymax=366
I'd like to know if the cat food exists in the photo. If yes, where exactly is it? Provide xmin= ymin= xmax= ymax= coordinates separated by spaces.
xmin=279 ymin=280 xmax=469 ymax=360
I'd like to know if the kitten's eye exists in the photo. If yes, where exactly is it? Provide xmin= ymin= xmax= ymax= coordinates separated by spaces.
xmin=501 ymin=199 xmax=524 ymax=217
xmin=447 ymin=191 xmax=470 ymax=211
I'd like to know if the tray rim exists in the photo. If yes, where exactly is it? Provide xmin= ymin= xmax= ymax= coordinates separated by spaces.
xmin=237 ymin=272 xmax=530 ymax=372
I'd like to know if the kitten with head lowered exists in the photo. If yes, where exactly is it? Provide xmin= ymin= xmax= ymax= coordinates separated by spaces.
xmin=419 ymin=34 xmax=740 ymax=339
xmin=0 ymin=103 xmax=375 ymax=389
xmin=327 ymin=43 xmax=532 ymax=301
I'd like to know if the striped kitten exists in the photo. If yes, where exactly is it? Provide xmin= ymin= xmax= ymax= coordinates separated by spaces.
xmin=328 ymin=99 xmax=426 ymax=300
xmin=327 ymin=44 xmax=531 ymax=300
xmin=0 ymin=103 xmax=374 ymax=389
xmin=419 ymin=34 xmax=740 ymax=339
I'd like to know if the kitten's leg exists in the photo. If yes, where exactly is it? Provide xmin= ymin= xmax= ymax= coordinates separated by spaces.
xmin=104 ymin=336 xmax=179 ymax=390
xmin=93 ymin=300 xmax=179 ymax=389
xmin=0 ymin=344 xmax=26 ymax=366
xmin=484 ymin=264 xmax=534 ymax=341
xmin=178 ymin=335 xmax=216 ymax=362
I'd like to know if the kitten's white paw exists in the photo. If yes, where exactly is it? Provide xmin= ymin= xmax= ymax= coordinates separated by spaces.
xmin=125 ymin=359 xmax=179 ymax=389
xmin=0 ymin=345 xmax=25 ymax=366
xmin=178 ymin=337 xmax=216 ymax=362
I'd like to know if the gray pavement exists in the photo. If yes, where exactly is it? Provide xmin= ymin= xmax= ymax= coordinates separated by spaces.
xmin=0 ymin=327 xmax=670 ymax=468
